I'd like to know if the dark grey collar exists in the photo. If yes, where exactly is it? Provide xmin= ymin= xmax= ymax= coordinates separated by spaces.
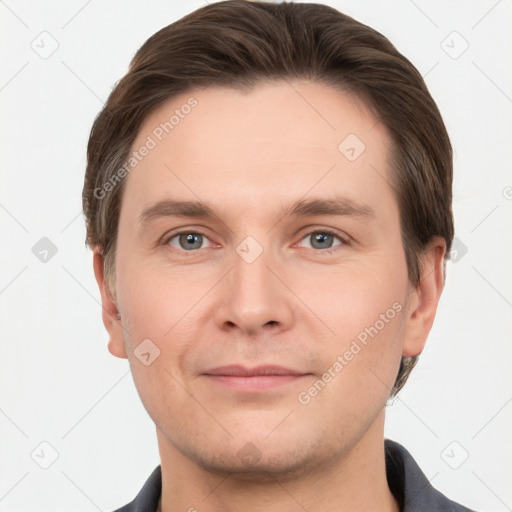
xmin=385 ymin=439 xmax=475 ymax=511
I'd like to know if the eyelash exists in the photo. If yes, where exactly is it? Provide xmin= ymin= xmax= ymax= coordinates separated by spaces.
xmin=162 ymin=228 xmax=348 ymax=254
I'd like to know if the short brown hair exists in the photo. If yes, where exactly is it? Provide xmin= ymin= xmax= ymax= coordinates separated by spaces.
xmin=83 ymin=0 xmax=453 ymax=397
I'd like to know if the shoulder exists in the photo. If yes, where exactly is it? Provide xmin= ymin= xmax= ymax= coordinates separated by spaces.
xmin=111 ymin=466 xmax=162 ymax=512
xmin=385 ymin=439 xmax=476 ymax=512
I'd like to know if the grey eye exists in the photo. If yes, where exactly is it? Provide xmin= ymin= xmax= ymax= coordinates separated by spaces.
xmin=301 ymin=231 xmax=342 ymax=250
xmin=168 ymin=233 xmax=205 ymax=251
xmin=310 ymin=232 xmax=334 ymax=249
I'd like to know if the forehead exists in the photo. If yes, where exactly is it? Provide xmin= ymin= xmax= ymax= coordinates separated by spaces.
xmin=123 ymin=79 xmax=395 ymax=219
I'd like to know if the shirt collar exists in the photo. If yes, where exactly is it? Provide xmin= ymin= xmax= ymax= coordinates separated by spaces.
xmin=385 ymin=439 xmax=473 ymax=511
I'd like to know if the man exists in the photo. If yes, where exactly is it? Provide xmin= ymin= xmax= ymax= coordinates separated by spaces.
xmin=83 ymin=1 xmax=474 ymax=510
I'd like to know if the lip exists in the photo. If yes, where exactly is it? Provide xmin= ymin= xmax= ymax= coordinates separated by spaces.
xmin=202 ymin=365 xmax=310 ymax=392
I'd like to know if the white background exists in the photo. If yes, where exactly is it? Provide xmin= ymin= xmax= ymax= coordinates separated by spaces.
xmin=0 ymin=1 xmax=511 ymax=511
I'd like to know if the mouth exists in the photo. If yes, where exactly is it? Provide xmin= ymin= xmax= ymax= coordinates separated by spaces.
xmin=202 ymin=365 xmax=312 ymax=392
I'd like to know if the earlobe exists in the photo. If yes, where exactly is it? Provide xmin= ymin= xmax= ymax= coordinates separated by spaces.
xmin=402 ymin=238 xmax=446 ymax=358
xmin=92 ymin=249 xmax=127 ymax=359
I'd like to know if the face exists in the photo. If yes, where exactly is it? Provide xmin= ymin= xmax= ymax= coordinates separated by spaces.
xmin=95 ymin=80 xmax=444 ymax=479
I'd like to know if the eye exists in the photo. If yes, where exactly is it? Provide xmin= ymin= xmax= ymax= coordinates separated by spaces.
xmin=166 ymin=231 xmax=213 ymax=251
xmin=297 ymin=229 xmax=345 ymax=251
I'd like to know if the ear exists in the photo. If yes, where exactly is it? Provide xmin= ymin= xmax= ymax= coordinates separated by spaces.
xmin=93 ymin=249 xmax=127 ymax=359
xmin=402 ymin=237 xmax=446 ymax=357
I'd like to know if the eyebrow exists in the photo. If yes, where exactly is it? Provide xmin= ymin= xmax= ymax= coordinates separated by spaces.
xmin=138 ymin=197 xmax=374 ymax=225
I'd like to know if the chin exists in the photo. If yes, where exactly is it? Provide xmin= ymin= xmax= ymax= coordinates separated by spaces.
xmin=173 ymin=430 xmax=338 ymax=483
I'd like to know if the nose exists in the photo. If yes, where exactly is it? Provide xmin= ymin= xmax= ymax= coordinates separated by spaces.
xmin=213 ymin=239 xmax=295 ymax=337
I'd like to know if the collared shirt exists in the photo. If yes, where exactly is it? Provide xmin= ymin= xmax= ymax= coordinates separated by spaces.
xmin=113 ymin=439 xmax=475 ymax=512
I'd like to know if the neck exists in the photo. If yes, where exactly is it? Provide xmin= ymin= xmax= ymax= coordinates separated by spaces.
xmin=156 ymin=412 xmax=398 ymax=512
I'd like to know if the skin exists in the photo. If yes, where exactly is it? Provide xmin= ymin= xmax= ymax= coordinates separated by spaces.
xmin=94 ymin=80 xmax=445 ymax=512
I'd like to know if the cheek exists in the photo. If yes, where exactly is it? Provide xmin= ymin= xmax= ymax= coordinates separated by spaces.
xmin=115 ymin=255 xmax=212 ymax=367
xmin=300 ymin=255 xmax=407 ymax=334
xmin=294 ymin=255 xmax=408 ymax=388
xmin=116 ymin=248 xmax=174 ymax=327
xmin=116 ymin=264 xmax=205 ymax=426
